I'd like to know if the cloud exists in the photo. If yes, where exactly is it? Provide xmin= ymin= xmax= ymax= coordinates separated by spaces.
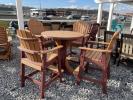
xmin=68 ymin=0 xmax=77 ymax=3
xmin=64 ymin=5 xmax=78 ymax=8
xmin=82 ymin=5 xmax=90 ymax=10
xmin=114 ymin=3 xmax=133 ymax=14
xmin=63 ymin=5 xmax=90 ymax=10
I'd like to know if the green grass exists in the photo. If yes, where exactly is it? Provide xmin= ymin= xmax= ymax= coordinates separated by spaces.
xmin=0 ymin=20 xmax=10 ymax=28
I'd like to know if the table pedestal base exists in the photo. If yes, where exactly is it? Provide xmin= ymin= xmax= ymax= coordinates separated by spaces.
xmin=57 ymin=40 xmax=73 ymax=74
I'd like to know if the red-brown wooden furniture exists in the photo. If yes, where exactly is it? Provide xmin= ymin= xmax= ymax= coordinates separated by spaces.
xmin=85 ymin=23 xmax=100 ymax=47
xmin=0 ymin=26 xmax=11 ymax=60
xmin=17 ymin=30 xmax=63 ymax=98
xmin=41 ymin=30 xmax=83 ymax=74
xmin=28 ymin=18 xmax=54 ymax=48
xmin=71 ymin=21 xmax=91 ymax=48
xmin=28 ymin=18 xmax=44 ymax=35
xmin=73 ymin=31 xmax=120 ymax=94
xmin=117 ymin=33 xmax=133 ymax=66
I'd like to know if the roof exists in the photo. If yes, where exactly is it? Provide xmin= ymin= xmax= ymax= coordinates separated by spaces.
xmin=125 ymin=13 xmax=133 ymax=16
xmin=95 ymin=0 xmax=133 ymax=4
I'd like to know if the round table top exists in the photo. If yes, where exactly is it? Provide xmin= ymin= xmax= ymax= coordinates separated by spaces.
xmin=41 ymin=31 xmax=83 ymax=40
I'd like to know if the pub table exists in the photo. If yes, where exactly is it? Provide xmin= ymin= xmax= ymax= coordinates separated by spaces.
xmin=41 ymin=31 xmax=83 ymax=74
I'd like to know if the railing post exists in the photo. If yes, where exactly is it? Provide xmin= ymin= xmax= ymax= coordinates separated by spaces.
xmin=130 ymin=16 xmax=133 ymax=31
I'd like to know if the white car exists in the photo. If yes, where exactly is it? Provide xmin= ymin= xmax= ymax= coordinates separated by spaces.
xmin=66 ymin=15 xmax=81 ymax=20
xmin=47 ymin=15 xmax=54 ymax=18
xmin=81 ymin=16 xmax=90 ymax=21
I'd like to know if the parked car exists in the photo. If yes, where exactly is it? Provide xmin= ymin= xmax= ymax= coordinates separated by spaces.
xmin=66 ymin=15 xmax=81 ymax=20
xmin=47 ymin=15 xmax=54 ymax=18
xmin=81 ymin=16 xmax=90 ymax=21
xmin=43 ymin=16 xmax=51 ymax=20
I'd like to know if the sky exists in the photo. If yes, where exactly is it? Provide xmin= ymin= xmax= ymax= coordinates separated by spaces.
xmin=0 ymin=0 xmax=133 ymax=13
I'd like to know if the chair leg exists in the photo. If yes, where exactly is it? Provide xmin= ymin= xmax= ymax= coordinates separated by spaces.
xmin=76 ymin=73 xmax=81 ymax=85
xmin=58 ymin=54 xmax=62 ymax=82
xmin=58 ymin=68 xmax=62 ymax=83
xmin=8 ymin=48 xmax=11 ymax=61
xmin=40 ymin=71 xmax=45 ymax=99
xmin=102 ymin=82 xmax=107 ymax=94
xmin=84 ymin=62 xmax=89 ymax=73
xmin=20 ymin=63 xmax=25 ymax=87
xmin=102 ymin=70 xmax=107 ymax=94
xmin=107 ymin=65 xmax=110 ymax=79
xmin=117 ymin=57 xmax=121 ymax=66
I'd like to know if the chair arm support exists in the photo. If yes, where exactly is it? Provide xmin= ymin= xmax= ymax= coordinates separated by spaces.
xmin=79 ymin=47 xmax=112 ymax=53
xmin=87 ymin=41 xmax=109 ymax=45
xmin=40 ymin=45 xmax=63 ymax=54
xmin=18 ymin=46 xmax=40 ymax=54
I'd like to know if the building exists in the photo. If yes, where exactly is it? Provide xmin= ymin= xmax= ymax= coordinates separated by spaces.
xmin=0 ymin=4 xmax=32 ymax=19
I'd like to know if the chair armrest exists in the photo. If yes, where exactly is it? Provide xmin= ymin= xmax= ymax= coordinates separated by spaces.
xmin=18 ymin=46 xmax=40 ymax=54
xmin=84 ymin=34 xmax=89 ymax=38
xmin=0 ymin=43 xmax=8 ymax=46
xmin=18 ymin=45 xmax=63 ymax=55
xmin=40 ymin=45 xmax=63 ymax=54
xmin=87 ymin=41 xmax=109 ymax=45
xmin=79 ymin=47 xmax=111 ymax=53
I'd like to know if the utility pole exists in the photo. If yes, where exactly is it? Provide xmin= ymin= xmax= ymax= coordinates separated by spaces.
xmin=39 ymin=0 xmax=42 ymax=10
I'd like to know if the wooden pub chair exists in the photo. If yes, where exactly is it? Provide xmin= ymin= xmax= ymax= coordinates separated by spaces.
xmin=28 ymin=18 xmax=44 ymax=35
xmin=70 ymin=21 xmax=91 ymax=54
xmin=117 ymin=33 xmax=133 ymax=66
xmin=0 ymin=26 xmax=11 ymax=60
xmin=85 ymin=23 xmax=100 ymax=48
xmin=73 ymin=31 xmax=120 ymax=94
xmin=104 ymin=31 xmax=120 ymax=64
xmin=67 ymin=21 xmax=91 ymax=62
xmin=17 ymin=30 xmax=63 ymax=98
xmin=28 ymin=18 xmax=54 ymax=48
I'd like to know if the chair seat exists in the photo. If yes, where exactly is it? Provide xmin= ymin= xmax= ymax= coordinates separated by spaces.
xmin=21 ymin=53 xmax=58 ymax=71
xmin=85 ymin=51 xmax=102 ymax=61
xmin=85 ymin=51 xmax=105 ymax=69
xmin=21 ymin=58 xmax=42 ymax=70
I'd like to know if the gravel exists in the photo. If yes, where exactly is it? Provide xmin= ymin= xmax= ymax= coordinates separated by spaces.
xmin=0 ymin=38 xmax=133 ymax=100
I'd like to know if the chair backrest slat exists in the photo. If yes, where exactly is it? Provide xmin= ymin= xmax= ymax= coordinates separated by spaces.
xmin=73 ymin=21 xmax=91 ymax=35
xmin=0 ymin=27 xmax=8 ymax=44
xmin=89 ymin=23 xmax=100 ymax=41
xmin=28 ymin=18 xmax=44 ymax=35
xmin=107 ymin=31 xmax=120 ymax=51
xmin=17 ymin=30 xmax=42 ymax=62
